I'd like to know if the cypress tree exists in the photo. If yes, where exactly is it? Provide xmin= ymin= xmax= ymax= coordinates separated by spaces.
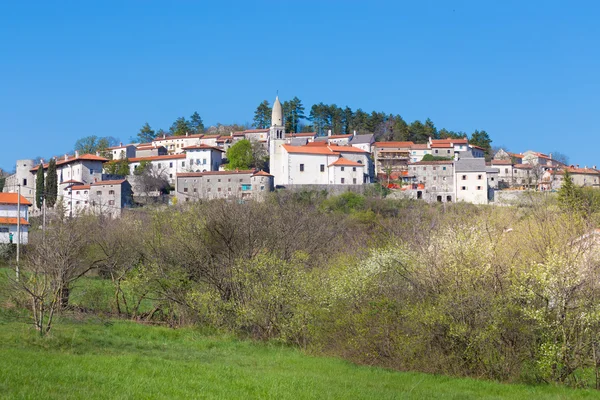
xmin=558 ymin=170 xmax=581 ymax=212
xmin=45 ymin=159 xmax=58 ymax=207
xmin=35 ymin=165 xmax=45 ymax=209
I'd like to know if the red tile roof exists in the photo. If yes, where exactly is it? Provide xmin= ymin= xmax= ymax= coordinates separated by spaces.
xmin=177 ymin=170 xmax=256 ymax=177
xmin=182 ymin=144 xmax=224 ymax=152
xmin=328 ymin=134 xmax=353 ymax=139
xmin=470 ymin=145 xmax=485 ymax=150
xmin=558 ymin=167 xmax=600 ymax=175
xmin=153 ymin=133 xmax=204 ymax=141
xmin=411 ymin=160 xmax=454 ymax=165
xmin=289 ymin=132 xmax=317 ymax=137
xmin=0 ymin=217 xmax=29 ymax=226
xmin=61 ymin=179 xmax=84 ymax=185
xmin=410 ymin=143 xmax=429 ymax=150
xmin=91 ymin=179 xmax=127 ymax=186
xmin=129 ymin=154 xmax=186 ymax=162
xmin=71 ymin=185 xmax=91 ymax=190
xmin=374 ymin=141 xmax=415 ymax=148
xmin=0 ymin=193 xmax=32 ymax=206
xmin=201 ymin=135 xmax=221 ymax=139
xmin=328 ymin=145 xmax=368 ymax=153
xmin=329 ymin=157 xmax=365 ymax=167
xmin=491 ymin=160 xmax=513 ymax=165
xmin=31 ymin=154 xmax=108 ymax=171
xmin=430 ymin=143 xmax=453 ymax=148
xmin=514 ymin=164 xmax=533 ymax=169
xmin=252 ymin=170 xmax=273 ymax=177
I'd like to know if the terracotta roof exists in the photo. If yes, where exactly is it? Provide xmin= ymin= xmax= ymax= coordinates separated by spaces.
xmin=411 ymin=160 xmax=454 ymax=165
xmin=201 ymin=135 xmax=221 ymax=139
xmin=71 ymin=185 xmax=91 ymax=190
xmin=328 ymin=145 xmax=368 ymax=153
xmin=514 ymin=164 xmax=533 ymax=169
xmin=182 ymin=145 xmax=224 ymax=152
xmin=91 ymin=179 xmax=127 ymax=186
xmin=431 ymin=138 xmax=468 ymax=144
xmin=430 ymin=143 xmax=453 ymax=148
xmin=177 ymin=170 xmax=256 ymax=177
xmin=289 ymin=132 xmax=317 ymax=137
xmin=107 ymin=144 xmax=134 ymax=150
xmin=491 ymin=160 xmax=513 ymax=165
xmin=305 ymin=141 xmax=329 ymax=147
xmin=153 ymin=133 xmax=204 ymax=141
xmin=129 ymin=154 xmax=186 ymax=162
xmin=329 ymin=157 xmax=364 ymax=167
xmin=0 ymin=217 xmax=29 ymax=226
xmin=31 ymin=154 xmax=108 ymax=171
xmin=410 ymin=143 xmax=429 ymax=150
xmin=252 ymin=170 xmax=273 ymax=177
xmin=470 ymin=145 xmax=485 ymax=150
xmin=558 ymin=167 xmax=600 ymax=175
xmin=374 ymin=141 xmax=415 ymax=148
xmin=61 ymin=179 xmax=84 ymax=185
xmin=0 ymin=193 xmax=32 ymax=206
xmin=328 ymin=134 xmax=353 ymax=139
xmin=282 ymin=145 xmax=337 ymax=155
xmin=241 ymin=129 xmax=269 ymax=133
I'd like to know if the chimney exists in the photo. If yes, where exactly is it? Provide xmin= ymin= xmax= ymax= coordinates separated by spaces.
xmin=186 ymin=132 xmax=189 ymax=137
xmin=120 ymin=142 xmax=123 ymax=147
xmin=75 ymin=150 xmax=79 ymax=158
xmin=353 ymin=130 xmax=356 ymax=136
xmin=40 ymin=158 xmax=44 ymax=164
xmin=96 ymin=151 xmax=100 ymax=157
xmin=328 ymin=129 xmax=332 ymax=137
xmin=549 ymin=153 xmax=552 ymax=159
xmin=163 ymin=134 xmax=166 ymax=139
xmin=64 ymin=154 xmax=68 ymax=161
xmin=577 ymin=164 xmax=580 ymax=168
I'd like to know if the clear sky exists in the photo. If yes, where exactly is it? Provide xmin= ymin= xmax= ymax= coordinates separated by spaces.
xmin=1 ymin=0 xmax=599 ymax=171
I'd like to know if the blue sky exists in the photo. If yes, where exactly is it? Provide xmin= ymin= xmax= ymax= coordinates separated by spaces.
xmin=1 ymin=0 xmax=599 ymax=170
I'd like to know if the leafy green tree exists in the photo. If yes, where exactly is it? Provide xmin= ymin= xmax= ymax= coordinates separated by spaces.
xmin=253 ymin=100 xmax=272 ymax=129
xmin=104 ymin=159 xmax=131 ymax=176
xmin=190 ymin=112 xmax=204 ymax=134
xmin=469 ymin=130 xmax=493 ymax=160
xmin=408 ymin=120 xmax=428 ymax=143
xmin=422 ymin=154 xmax=452 ymax=161
xmin=225 ymin=139 xmax=253 ymax=170
xmin=137 ymin=123 xmax=156 ymax=143
xmin=74 ymin=135 xmax=118 ymax=154
xmin=35 ymin=165 xmax=45 ymax=209
xmin=45 ymin=159 xmax=58 ymax=207
xmin=391 ymin=115 xmax=409 ymax=141
xmin=170 ymin=117 xmax=191 ymax=136
xmin=351 ymin=108 xmax=369 ymax=134
xmin=341 ymin=106 xmax=353 ymax=135
xmin=424 ymin=118 xmax=439 ymax=140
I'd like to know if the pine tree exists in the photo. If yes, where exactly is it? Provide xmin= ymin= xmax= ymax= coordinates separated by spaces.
xmin=137 ymin=123 xmax=156 ymax=143
xmin=253 ymin=100 xmax=271 ymax=129
xmin=35 ymin=165 xmax=45 ymax=209
xmin=190 ymin=112 xmax=204 ymax=134
xmin=45 ymin=159 xmax=58 ymax=207
xmin=558 ymin=170 xmax=582 ymax=212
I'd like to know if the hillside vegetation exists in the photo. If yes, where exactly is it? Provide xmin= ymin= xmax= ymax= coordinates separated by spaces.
xmin=3 ymin=189 xmax=600 ymax=393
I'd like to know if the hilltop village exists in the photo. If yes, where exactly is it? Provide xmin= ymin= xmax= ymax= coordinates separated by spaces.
xmin=1 ymin=96 xmax=598 ymax=243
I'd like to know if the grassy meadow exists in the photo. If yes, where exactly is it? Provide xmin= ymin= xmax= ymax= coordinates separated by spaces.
xmin=0 ymin=308 xmax=597 ymax=399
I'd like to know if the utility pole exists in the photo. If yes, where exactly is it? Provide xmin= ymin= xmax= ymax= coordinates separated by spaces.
xmin=16 ymin=184 xmax=20 ymax=281
xmin=42 ymin=196 xmax=46 ymax=241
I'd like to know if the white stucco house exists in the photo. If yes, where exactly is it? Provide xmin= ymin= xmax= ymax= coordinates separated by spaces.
xmin=0 ymin=193 xmax=32 ymax=244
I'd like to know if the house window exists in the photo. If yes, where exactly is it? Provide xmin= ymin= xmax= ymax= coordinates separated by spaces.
xmin=76 ymin=201 xmax=80 ymax=205
xmin=260 ymin=185 xmax=265 ymax=190
xmin=352 ymin=178 xmax=357 ymax=184
xmin=477 ymin=175 xmax=482 ymax=180
xmin=505 ymin=168 xmax=509 ymax=173
xmin=341 ymin=167 xmax=345 ymax=171
xmin=461 ymin=186 xmax=467 ymax=190
xmin=218 ymin=179 xmax=221 ymax=182
xmin=228 ymin=187 xmax=232 ymax=192
xmin=169 ymin=174 xmax=173 ymax=178
xmin=433 ymin=167 xmax=437 ymax=171
xmin=182 ymin=161 xmax=185 ymax=167
xmin=218 ymin=188 xmax=222 ymax=192
xmin=435 ymin=150 xmax=438 ymax=154
xmin=170 ymin=162 xmax=173 ymax=168
xmin=477 ymin=186 xmax=482 ymax=190
xmin=443 ymin=177 xmax=447 ymax=181
xmin=109 ymin=190 xmax=115 ymax=195
xmin=462 ymin=175 xmax=467 ymax=180
xmin=352 ymin=167 xmax=356 ymax=172
xmin=447 ymin=150 xmax=450 ymax=154
xmin=96 ymin=191 xmax=102 ymax=195
xmin=76 ymin=191 xmax=80 ymax=194
xmin=300 ymin=164 xmax=304 ymax=172
xmin=193 ymin=188 xmax=197 ymax=192
xmin=158 ymin=163 xmax=162 ymax=168
xmin=184 ymin=188 xmax=188 ymax=192
xmin=341 ymin=178 xmax=345 ymax=184
xmin=207 ymin=179 xmax=210 ymax=182
xmin=207 ymin=188 xmax=211 ymax=192
xmin=108 ymin=200 xmax=115 ymax=205
xmin=241 ymin=184 xmax=252 ymax=191
xmin=84 ymin=191 xmax=88 ymax=194
xmin=320 ymin=164 xmax=325 ymax=172
xmin=228 ymin=179 xmax=231 ymax=182
xmin=23 ymin=179 xmax=27 ymax=186
xmin=443 ymin=167 xmax=446 ymax=171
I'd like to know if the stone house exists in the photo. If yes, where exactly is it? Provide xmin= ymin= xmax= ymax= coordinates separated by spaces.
xmin=175 ymin=170 xmax=273 ymax=203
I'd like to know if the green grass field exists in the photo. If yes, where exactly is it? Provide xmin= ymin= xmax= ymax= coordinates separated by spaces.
xmin=0 ymin=313 xmax=598 ymax=400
